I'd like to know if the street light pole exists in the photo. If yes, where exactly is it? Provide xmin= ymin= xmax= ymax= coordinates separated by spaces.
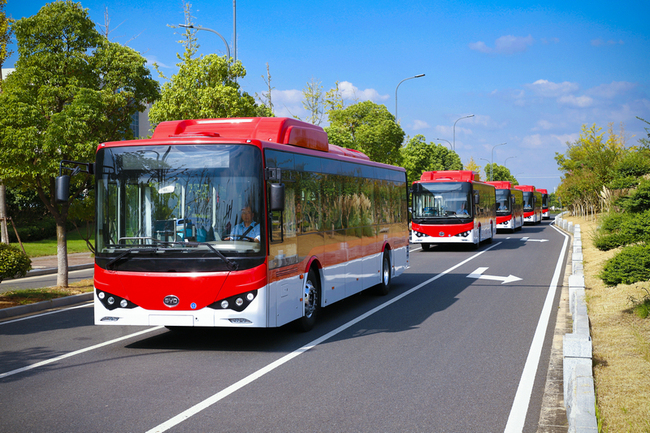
xmin=504 ymin=156 xmax=516 ymax=168
xmin=453 ymin=114 xmax=474 ymax=152
xmin=479 ymin=158 xmax=490 ymax=181
xmin=435 ymin=138 xmax=452 ymax=150
xmin=179 ymin=24 xmax=231 ymax=60
xmin=490 ymin=142 xmax=506 ymax=182
xmin=395 ymin=74 xmax=425 ymax=121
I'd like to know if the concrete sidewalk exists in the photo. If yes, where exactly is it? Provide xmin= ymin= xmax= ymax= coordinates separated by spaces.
xmin=27 ymin=252 xmax=95 ymax=276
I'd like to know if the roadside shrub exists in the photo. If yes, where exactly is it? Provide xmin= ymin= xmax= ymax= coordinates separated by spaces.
xmin=599 ymin=212 xmax=626 ymax=232
xmin=593 ymin=232 xmax=635 ymax=251
xmin=618 ymin=179 xmax=650 ymax=213
xmin=7 ymin=218 xmax=76 ymax=243
xmin=600 ymin=243 xmax=650 ymax=286
xmin=0 ymin=244 xmax=32 ymax=282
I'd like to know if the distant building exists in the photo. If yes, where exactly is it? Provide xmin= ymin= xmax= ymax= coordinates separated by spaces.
xmin=2 ymin=68 xmax=153 ymax=139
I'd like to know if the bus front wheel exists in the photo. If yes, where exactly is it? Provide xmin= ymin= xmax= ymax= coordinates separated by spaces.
xmin=297 ymin=268 xmax=320 ymax=332
xmin=375 ymin=251 xmax=392 ymax=296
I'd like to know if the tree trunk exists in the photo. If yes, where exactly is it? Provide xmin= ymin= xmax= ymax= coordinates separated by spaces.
xmin=56 ymin=216 xmax=69 ymax=288
xmin=0 ymin=183 xmax=8 ymax=244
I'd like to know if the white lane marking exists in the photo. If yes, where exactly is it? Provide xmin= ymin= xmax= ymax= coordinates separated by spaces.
xmin=2 ymin=267 xmax=92 ymax=283
xmin=0 ymin=303 xmax=92 ymax=326
xmin=0 ymin=327 xmax=163 ymax=379
xmin=503 ymin=224 xmax=569 ymax=432
xmin=467 ymin=267 xmax=522 ymax=284
xmin=146 ymin=243 xmax=503 ymax=433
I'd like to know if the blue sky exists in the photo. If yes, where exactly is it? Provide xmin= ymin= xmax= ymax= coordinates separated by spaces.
xmin=5 ymin=0 xmax=650 ymax=192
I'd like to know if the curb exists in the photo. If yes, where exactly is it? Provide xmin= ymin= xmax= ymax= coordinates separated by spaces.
xmin=555 ymin=215 xmax=599 ymax=432
xmin=0 ymin=292 xmax=93 ymax=320
xmin=26 ymin=263 xmax=94 ymax=277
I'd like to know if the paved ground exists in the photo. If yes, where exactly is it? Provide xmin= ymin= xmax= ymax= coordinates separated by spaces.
xmin=28 ymin=252 xmax=94 ymax=273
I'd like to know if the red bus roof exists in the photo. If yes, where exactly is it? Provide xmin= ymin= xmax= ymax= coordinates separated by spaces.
xmin=147 ymin=117 xmax=371 ymax=161
xmin=418 ymin=170 xmax=479 ymax=183
xmin=514 ymin=185 xmax=536 ymax=192
xmin=537 ymin=188 xmax=548 ymax=194
xmin=486 ymin=181 xmax=514 ymax=189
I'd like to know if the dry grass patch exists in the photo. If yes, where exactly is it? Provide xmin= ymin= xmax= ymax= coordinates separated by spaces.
xmin=0 ymin=279 xmax=94 ymax=309
xmin=565 ymin=215 xmax=650 ymax=432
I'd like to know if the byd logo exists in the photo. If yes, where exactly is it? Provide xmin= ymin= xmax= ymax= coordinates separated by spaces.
xmin=163 ymin=295 xmax=179 ymax=308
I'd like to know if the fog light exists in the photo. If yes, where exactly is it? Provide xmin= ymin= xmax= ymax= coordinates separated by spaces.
xmin=235 ymin=298 xmax=244 ymax=307
xmin=246 ymin=293 xmax=254 ymax=301
xmin=120 ymin=299 xmax=128 ymax=308
xmin=221 ymin=300 xmax=229 ymax=309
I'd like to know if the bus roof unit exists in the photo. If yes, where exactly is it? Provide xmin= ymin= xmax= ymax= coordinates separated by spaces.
xmin=486 ymin=181 xmax=514 ymax=190
xmin=150 ymin=117 xmax=370 ymax=160
xmin=514 ymin=185 xmax=536 ymax=192
xmin=418 ymin=170 xmax=478 ymax=183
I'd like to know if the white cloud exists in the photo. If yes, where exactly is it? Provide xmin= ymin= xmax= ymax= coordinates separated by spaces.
xmin=587 ymin=81 xmax=636 ymax=98
xmin=558 ymin=95 xmax=594 ymax=108
xmin=145 ymin=55 xmax=172 ymax=69
xmin=469 ymin=35 xmax=534 ymax=54
xmin=521 ymin=134 xmax=545 ymax=148
xmin=591 ymin=39 xmax=624 ymax=47
xmin=339 ymin=81 xmax=389 ymax=102
xmin=412 ymin=120 xmax=430 ymax=130
xmin=271 ymin=89 xmax=303 ymax=104
xmin=533 ymin=120 xmax=554 ymax=131
xmin=527 ymin=79 xmax=579 ymax=98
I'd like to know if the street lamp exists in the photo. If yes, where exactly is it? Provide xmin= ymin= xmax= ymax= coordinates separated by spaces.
xmin=504 ymin=156 xmax=516 ymax=168
xmin=395 ymin=74 xmax=425 ymax=121
xmin=435 ymin=138 xmax=452 ymax=149
xmin=490 ymin=142 xmax=506 ymax=181
xmin=453 ymin=114 xmax=474 ymax=152
xmin=179 ymin=24 xmax=231 ymax=60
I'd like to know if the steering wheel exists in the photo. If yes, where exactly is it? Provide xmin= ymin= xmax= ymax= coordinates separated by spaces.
xmin=229 ymin=234 xmax=257 ymax=242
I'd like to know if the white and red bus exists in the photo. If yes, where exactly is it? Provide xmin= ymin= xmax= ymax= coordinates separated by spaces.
xmin=514 ymin=185 xmax=542 ymax=224
xmin=537 ymin=188 xmax=550 ymax=219
xmin=486 ymin=181 xmax=523 ymax=232
xmin=410 ymin=170 xmax=496 ymax=250
xmin=58 ymin=117 xmax=409 ymax=331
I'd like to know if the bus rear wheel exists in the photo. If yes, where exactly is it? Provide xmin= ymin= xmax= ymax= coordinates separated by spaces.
xmin=375 ymin=251 xmax=392 ymax=296
xmin=296 ymin=268 xmax=320 ymax=332
xmin=421 ymin=243 xmax=431 ymax=251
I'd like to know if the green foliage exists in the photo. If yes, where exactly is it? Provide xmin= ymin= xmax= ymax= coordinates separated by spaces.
xmin=300 ymin=78 xmax=324 ymax=125
xmin=600 ymin=243 xmax=650 ymax=286
xmin=0 ymin=0 xmax=13 ymax=75
xmin=629 ymin=288 xmax=650 ymax=319
xmin=149 ymin=53 xmax=270 ymax=126
xmin=325 ymin=101 xmax=405 ymax=166
xmin=0 ymin=0 xmax=160 ymax=210
xmin=617 ymin=179 xmax=650 ymax=213
xmin=483 ymin=163 xmax=518 ymax=183
xmin=400 ymin=135 xmax=462 ymax=184
xmin=594 ymin=210 xmax=650 ymax=250
xmin=0 ymin=243 xmax=31 ymax=281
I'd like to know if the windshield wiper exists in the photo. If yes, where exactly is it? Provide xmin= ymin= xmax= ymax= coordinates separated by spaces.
xmin=110 ymin=237 xmax=238 ymax=271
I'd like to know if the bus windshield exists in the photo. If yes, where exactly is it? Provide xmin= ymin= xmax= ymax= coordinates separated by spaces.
xmin=412 ymin=182 xmax=472 ymax=218
xmin=495 ymin=189 xmax=511 ymax=215
xmin=522 ymin=191 xmax=534 ymax=211
xmin=95 ymin=144 xmax=264 ymax=259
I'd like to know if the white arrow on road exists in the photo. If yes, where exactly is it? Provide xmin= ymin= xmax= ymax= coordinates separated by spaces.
xmin=467 ymin=267 xmax=522 ymax=284
xmin=520 ymin=237 xmax=549 ymax=243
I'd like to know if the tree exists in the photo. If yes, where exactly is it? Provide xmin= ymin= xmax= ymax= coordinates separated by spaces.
xmin=299 ymin=78 xmax=324 ymax=125
xmin=325 ymin=101 xmax=405 ymax=165
xmin=483 ymin=163 xmax=518 ymax=184
xmin=400 ymin=135 xmax=462 ymax=184
xmin=0 ymin=0 xmax=160 ymax=287
xmin=0 ymin=0 xmax=13 ymax=244
xmin=465 ymin=157 xmax=481 ymax=180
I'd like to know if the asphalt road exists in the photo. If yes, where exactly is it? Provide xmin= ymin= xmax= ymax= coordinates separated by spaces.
xmin=0 ymin=268 xmax=95 ymax=293
xmin=0 ymin=220 xmax=568 ymax=432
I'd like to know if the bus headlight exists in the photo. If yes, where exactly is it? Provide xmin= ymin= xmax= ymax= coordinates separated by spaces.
xmin=96 ymin=289 xmax=138 ymax=311
xmin=209 ymin=290 xmax=258 ymax=312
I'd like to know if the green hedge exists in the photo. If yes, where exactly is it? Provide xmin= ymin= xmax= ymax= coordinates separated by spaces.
xmin=600 ymin=243 xmax=650 ymax=286
xmin=0 ymin=244 xmax=32 ymax=282
xmin=8 ymin=218 xmax=76 ymax=243
xmin=594 ymin=210 xmax=650 ymax=251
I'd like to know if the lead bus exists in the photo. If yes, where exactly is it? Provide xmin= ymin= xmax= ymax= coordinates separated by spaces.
xmin=410 ymin=170 xmax=496 ymax=250
xmin=514 ymin=185 xmax=542 ymax=224
xmin=56 ymin=117 xmax=410 ymax=331
xmin=486 ymin=181 xmax=523 ymax=232
xmin=537 ymin=188 xmax=550 ymax=219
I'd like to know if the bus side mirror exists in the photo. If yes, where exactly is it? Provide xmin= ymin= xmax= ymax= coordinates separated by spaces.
xmin=55 ymin=175 xmax=70 ymax=203
xmin=270 ymin=183 xmax=285 ymax=212
xmin=511 ymin=196 xmax=516 ymax=205
xmin=473 ymin=192 xmax=480 ymax=204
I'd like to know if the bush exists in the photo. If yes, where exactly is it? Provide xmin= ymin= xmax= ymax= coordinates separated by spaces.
xmin=7 ymin=218 xmax=76 ymax=243
xmin=600 ymin=243 xmax=650 ymax=286
xmin=0 ymin=244 xmax=32 ymax=282
xmin=619 ymin=179 xmax=650 ymax=213
xmin=593 ymin=232 xmax=635 ymax=251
